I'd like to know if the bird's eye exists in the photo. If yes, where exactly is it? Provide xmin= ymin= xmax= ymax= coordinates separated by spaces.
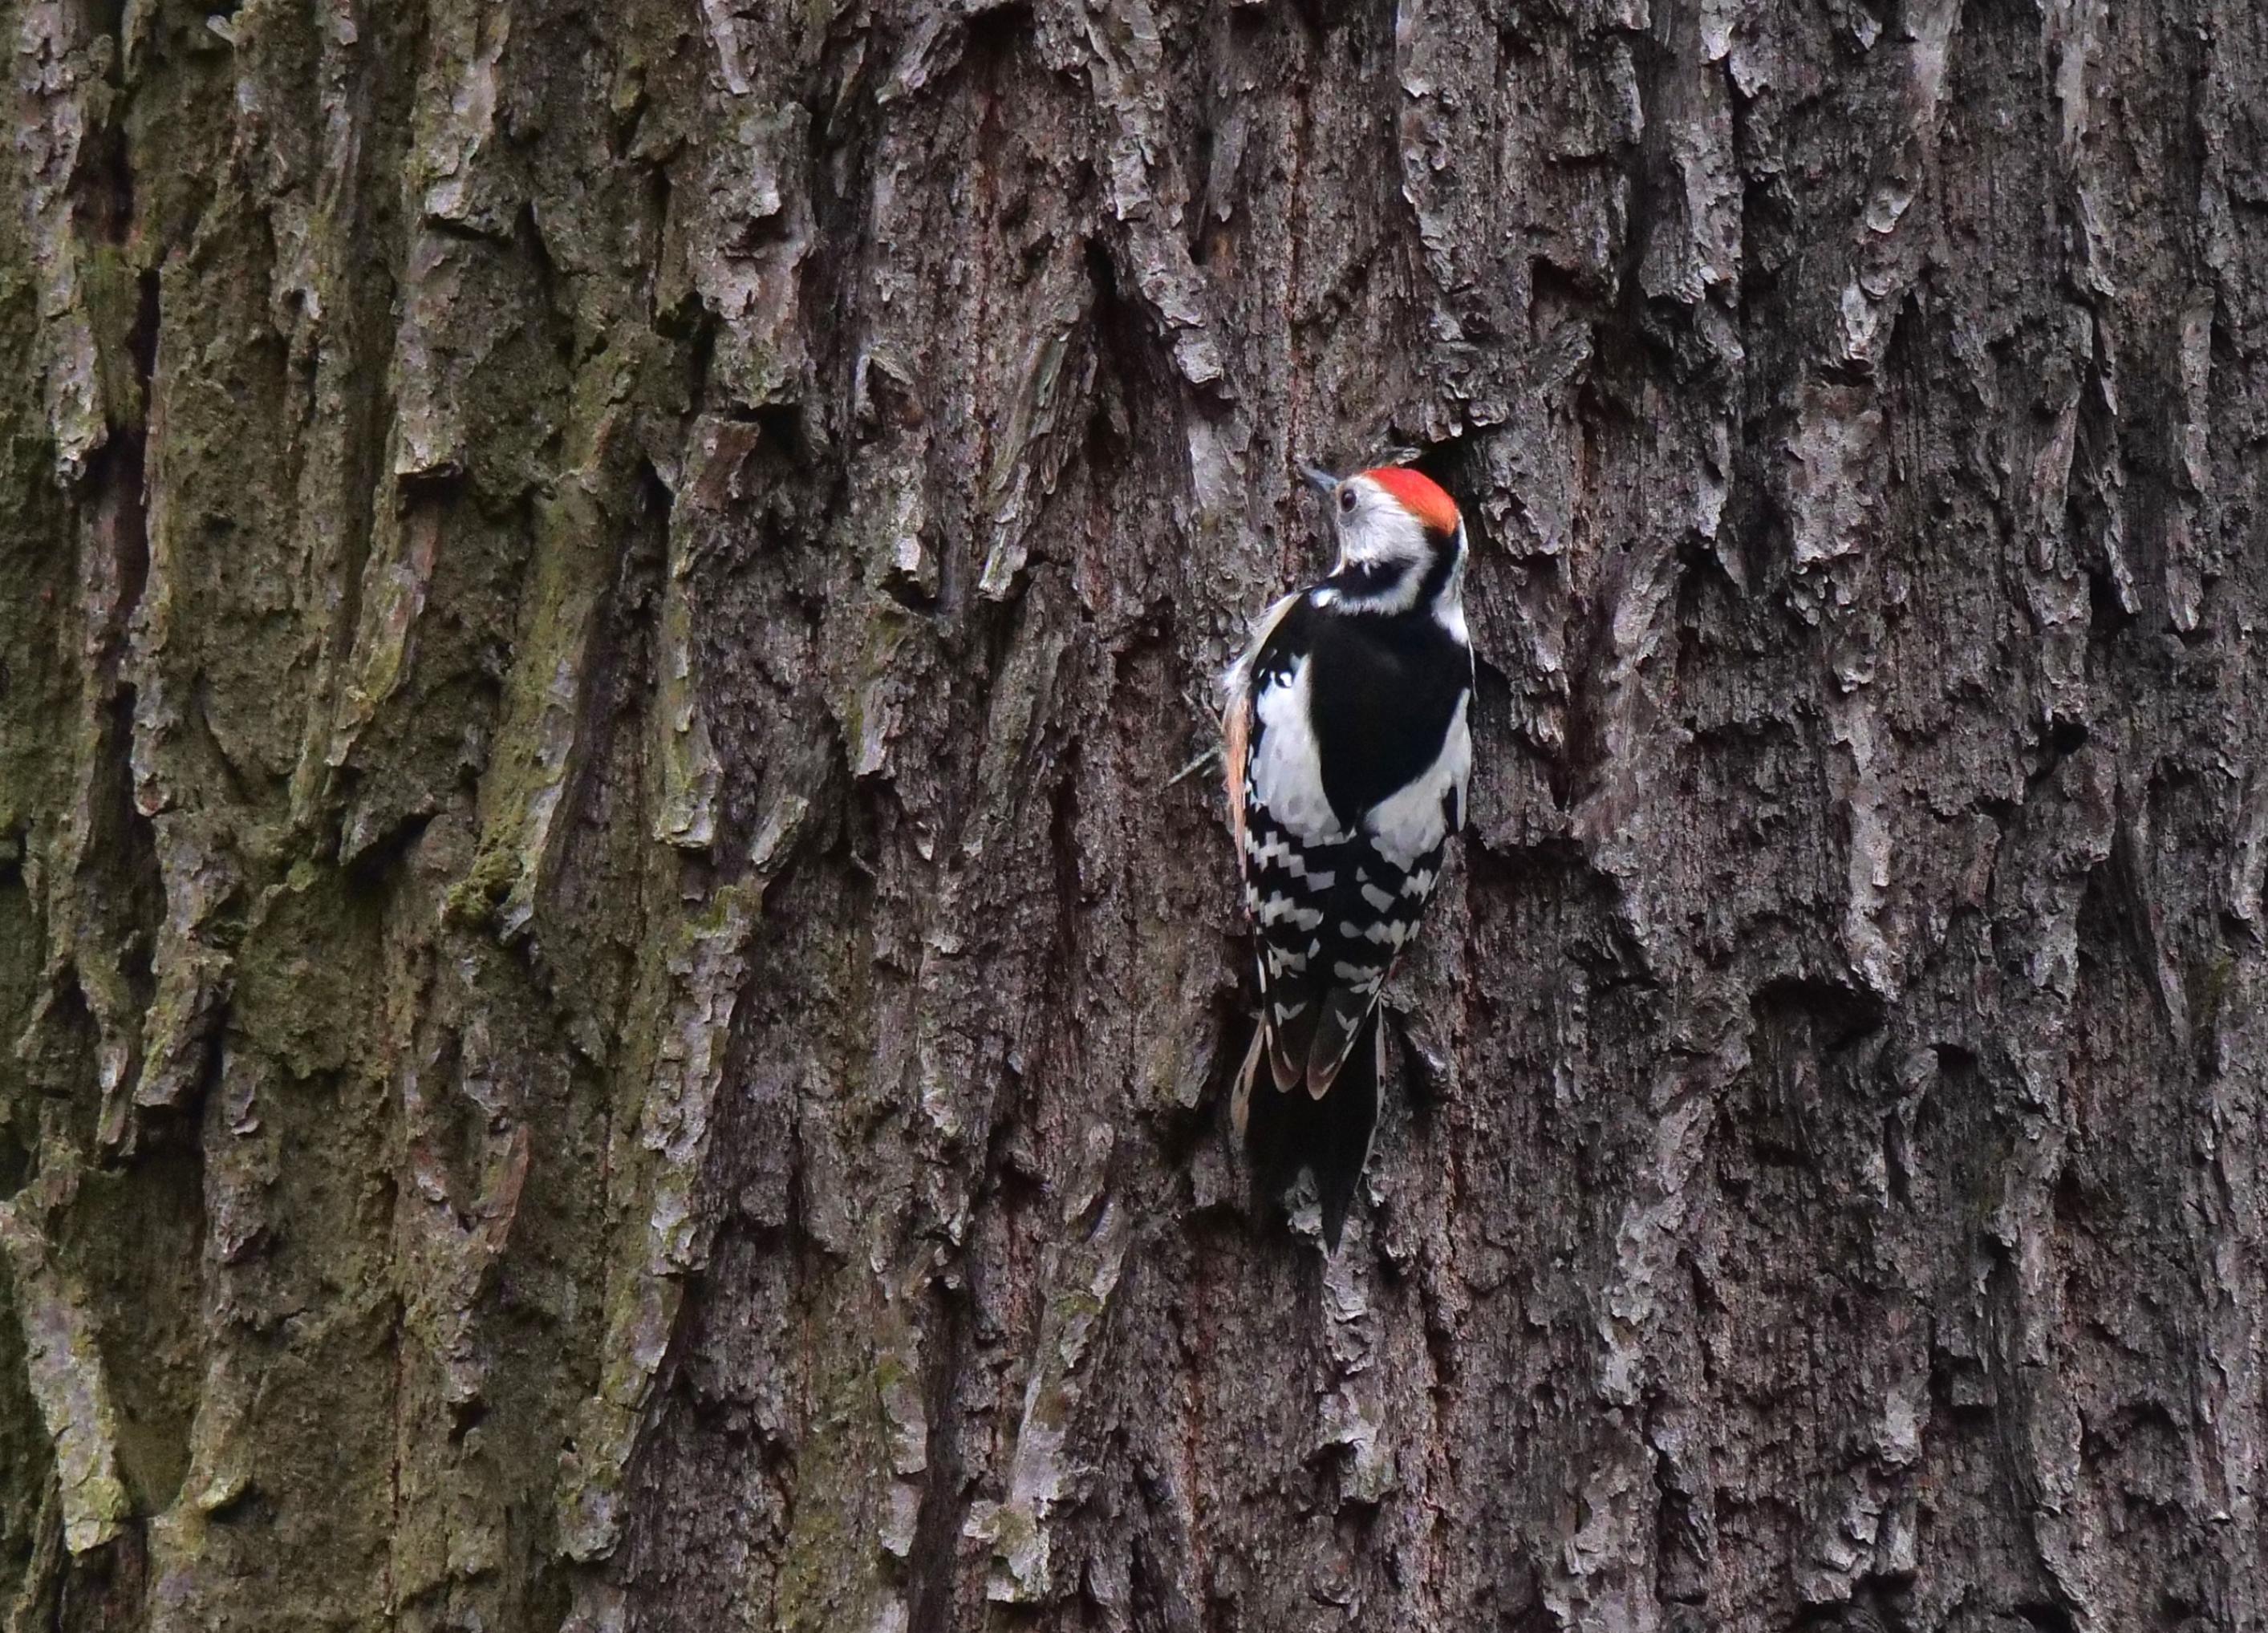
xmin=1338 ymin=488 xmax=1357 ymax=513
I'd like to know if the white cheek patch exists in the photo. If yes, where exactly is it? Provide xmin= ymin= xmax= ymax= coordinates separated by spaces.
xmin=1250 ymin=658 xmax=1350 ymax=845
xmin=1336 ymin=488 xmax=1431 ymax=573
xmin=1325 ymin=483 xmax=1434 ymax=614
xmin=1364 ymin=691 xmax=1472 ymax=870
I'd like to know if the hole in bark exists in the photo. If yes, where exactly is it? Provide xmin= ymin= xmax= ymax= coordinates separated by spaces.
xmin=2086 ymin=563 xmax=2136 ymax=638
xmin=2043 ymin=716 xmax=2089 ymax=760
xmin=746 ymin=403 xmax=808 ymax=464
xmin=128 ymin=268 xmax=160 ymax=402
xmin=2160 ymin=1590 xmax=2213 ymax=1630
xmin=0 ymin=1116 xmax=26 ymax=1199
xmin=447 ymin=1396 xmax=489 ymax=1444
xmin=2051 ymin=1161 xmax=2094 ymax=1232
xmin=1749 ymin=976 xmax=1887 ymax=1053
xmin=968 ymin=0 xmax=1033 ymax=49
xmin=1791 ymin=1586 xmax=1909 ymax=1632
xmin=339 ymin=809 xmax=434 ymax=885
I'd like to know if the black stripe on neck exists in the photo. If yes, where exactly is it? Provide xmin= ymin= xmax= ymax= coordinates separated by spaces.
xmin=1331 ymin=561 xmax=1411 ymax=602
xmin=1412 ymin=536 xmax=1458 ymax=610
xmin=1329 ymin=537 xmax=1459 ymax=616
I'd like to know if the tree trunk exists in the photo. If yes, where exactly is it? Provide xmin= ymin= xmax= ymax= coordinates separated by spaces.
xmin=3 ymin=0 xmax=2266 ymax=1627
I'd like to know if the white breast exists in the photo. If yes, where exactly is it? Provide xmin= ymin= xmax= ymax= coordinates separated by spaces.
xmin=1363 ymin=691 xmax=1471 ymax=869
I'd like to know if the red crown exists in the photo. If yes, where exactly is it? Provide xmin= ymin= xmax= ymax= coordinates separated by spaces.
xmin=1361 ymin=467 xmax=1460 ymax=537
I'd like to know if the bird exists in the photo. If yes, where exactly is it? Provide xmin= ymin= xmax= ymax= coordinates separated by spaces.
xmin=1221 ymin=463 xmax=1474 ymax=1250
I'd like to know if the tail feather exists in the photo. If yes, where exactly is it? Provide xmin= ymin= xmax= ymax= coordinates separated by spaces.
xmin=1239 ymin=1010 xmax=1384 ymax=1252
xmin=1265 ymin=998 xmax=1316 ymax=1092
xmin=1304 ymin=986 xmax=1373 ymax=1098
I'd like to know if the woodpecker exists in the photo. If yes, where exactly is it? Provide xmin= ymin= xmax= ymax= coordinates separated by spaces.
xmin=1222 ymin=464 xmax=1474 ymax=1250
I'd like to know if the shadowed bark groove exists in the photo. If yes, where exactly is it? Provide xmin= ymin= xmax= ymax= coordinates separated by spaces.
xmin=4 ymin=0 xmax=2268 ymax=1627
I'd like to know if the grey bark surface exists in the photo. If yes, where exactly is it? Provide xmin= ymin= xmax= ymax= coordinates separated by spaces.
xmin=2 ymin=0 xmax=2266 ymax=1628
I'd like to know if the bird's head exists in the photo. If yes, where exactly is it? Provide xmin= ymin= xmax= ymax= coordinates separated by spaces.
xmin=1304 ymin=464 xmax=1467 ymax=626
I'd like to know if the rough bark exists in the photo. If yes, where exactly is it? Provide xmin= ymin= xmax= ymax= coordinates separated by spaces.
xmin=4 ymin=0 xmax=2267 ymax=1627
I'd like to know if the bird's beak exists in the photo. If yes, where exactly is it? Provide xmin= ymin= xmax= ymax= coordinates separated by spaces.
xmin=1301 ymin=465 xmax=1338 ymax=494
